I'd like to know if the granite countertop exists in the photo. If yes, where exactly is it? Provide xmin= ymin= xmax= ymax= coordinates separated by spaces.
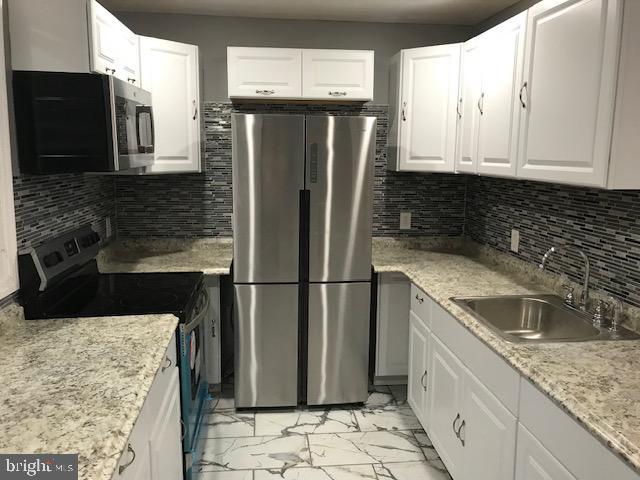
xmin=372 ymin=237 xmax=640 ymax=473
xmin=98 ymin=237 xmax=233 ymax=275
xmin=0 ymin=303 xmax=178 ymax=480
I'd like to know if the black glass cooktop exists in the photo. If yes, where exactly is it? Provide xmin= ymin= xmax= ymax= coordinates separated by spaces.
xmin=22 ymin=270 xmax=204 ymax=321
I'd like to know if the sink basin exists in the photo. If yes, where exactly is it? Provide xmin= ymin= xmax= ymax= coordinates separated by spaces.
xmin=451 ymin=294 xmax=640 ymax=343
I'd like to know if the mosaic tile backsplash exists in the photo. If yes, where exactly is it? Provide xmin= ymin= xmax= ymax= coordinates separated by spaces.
xmin=114 ymin=102 xmax=468 ymax=238
xmin=465 ymin=175 xmax=640 ymax=308
xmin=13 ymin=174 xmax=115 ymax=252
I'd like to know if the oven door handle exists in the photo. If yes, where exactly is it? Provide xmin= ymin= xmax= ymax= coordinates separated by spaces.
xmin=135 ymin=104 xmax=155 ymax=154
xmin=183 ymin=290 xmax=210 ymax=335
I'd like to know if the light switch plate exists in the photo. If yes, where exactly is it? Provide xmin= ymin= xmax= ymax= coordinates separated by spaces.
xmin=511 ymin=229 xmax=520 ymax=253
xmin=400 ymin=212 xmax=411 ymax=230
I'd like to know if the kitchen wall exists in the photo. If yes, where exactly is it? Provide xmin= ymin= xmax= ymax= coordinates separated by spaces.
xmin=12 ymin=175 xmax=115 ymax=252
xmin=115 ymin=103 xmax=468 ymax=238
xmin=115 ymin=12 xmax=473 ymax=103
xmin=465 ymin=176 xmax=640 ymax=308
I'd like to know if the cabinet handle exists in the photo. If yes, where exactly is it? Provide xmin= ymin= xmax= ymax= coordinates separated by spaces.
xmin=255 ymin=89 xmax=275 ymax=95
xmin=478 ymin=92 xmax=484 ymax=115
xmin=420 ymin=370 xmax=427 ymax=391
xmin=161 ymin=356 xmax=172 ymax=372
xmin=519 ymin=81 xmax=528 ymax=109
xmin=456 ymin=98 xmax=462 ymax=119
xmin=402 ymin=101 xmax=407 ymax=122
xmin=415 ymin=293 xmax=424 ymax=304
xmin=452 ymin=413 xmax=461 ymax=436
xmin=127 ymin=77 xmax=136 ymax=84
xmin=457 ymin=420 xmax=466 ymax=447
xmin=106 ymin=67 xmax=116 ymax=75
xmin=328 ymin=91 xmax=347 ymax=97
xmin=118 ymin=444 xmax=136 ymax=475
xmin=193 ymin=100 xmax=198 ymax=120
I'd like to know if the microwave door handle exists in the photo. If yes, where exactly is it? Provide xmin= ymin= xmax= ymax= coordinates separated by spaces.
xmin=135 ymin=105 xmax=155 ymax=153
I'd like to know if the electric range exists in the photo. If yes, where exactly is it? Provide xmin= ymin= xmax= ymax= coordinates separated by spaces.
xmin=18 ymin=226 xmax=209 ymax=480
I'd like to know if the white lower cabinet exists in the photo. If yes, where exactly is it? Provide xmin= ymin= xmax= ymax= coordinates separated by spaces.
xmin=407 ymin=310 xmax=430 ymax=425
xmin=515 ymin=424 xmax=576 ymax=480
xmin=113 ymin=334 xmax=182 ymax=480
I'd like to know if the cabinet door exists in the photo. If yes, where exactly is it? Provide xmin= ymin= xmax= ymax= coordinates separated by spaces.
xmin=455 ymin=37 xmax=484 ymax=173
xmin=461 ymin=371 xmax=517 ymax=480
xmin=427 ymin=335 xmax=465 ymax=479
xmin=149 ymin=369 xmax=183 ymax=480
xmin=140 ymin=37 xmax=201 ymax=173
xmin=119 ymin=26 xmax=140 ymax=85
xmin=407 ymin=311 xmax=429 ymax=425
xmin=477 ymin=12 xmax=526 ymax=177
xmin=302 ymin=49 xmax=374 ymax=101
xmin=517 ymin=0 xmax=623 ymax=187
xmin=89 ymin=0 xmax=121 ymax=76
xmin=515 ymin=424 xmax=576 ymax=480
xmin=227 ymin=47 xmax=302 ymax=99
xmin=375 ymin=274 xmax=410 ymax=379
xmin=398 ymin=44 xmax=461 ymax=172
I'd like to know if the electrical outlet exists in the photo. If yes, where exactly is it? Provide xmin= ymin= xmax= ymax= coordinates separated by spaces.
xmin=105 ymin=217 xmax=113 ymax=239
xmin=400 ymin=212 xmax=412 ymax=230
xmin=511 ymin=229 xmax=520 ymax=253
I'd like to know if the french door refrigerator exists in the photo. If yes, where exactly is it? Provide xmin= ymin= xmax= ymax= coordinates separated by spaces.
xmin=232 ymin=113 xmax=376 ymax=408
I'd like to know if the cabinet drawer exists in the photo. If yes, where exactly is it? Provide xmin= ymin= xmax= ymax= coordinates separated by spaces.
xmin=431 ymin=302 xmax=519 ymax=414
xmin=519 ymin=379 xmax=639 ymax=480
xmin=410 ymin=284 xmax=431 ymax=327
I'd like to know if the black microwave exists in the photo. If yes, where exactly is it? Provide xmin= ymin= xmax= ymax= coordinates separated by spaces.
xmin=12 ymin=71 xmax=155 ymax=174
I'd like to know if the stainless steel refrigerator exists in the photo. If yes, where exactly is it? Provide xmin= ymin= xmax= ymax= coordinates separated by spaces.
xmin=232 ymin=113 xmax=376 ymax=408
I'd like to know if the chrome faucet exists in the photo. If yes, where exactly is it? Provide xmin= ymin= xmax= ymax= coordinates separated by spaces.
xmin=539 ymin=246 xmax=591 ymax=311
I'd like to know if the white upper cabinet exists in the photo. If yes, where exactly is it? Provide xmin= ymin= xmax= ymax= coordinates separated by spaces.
xmin=227 ymin=47 xmax=302 ymax=99
xmin=0 ymin=5 xmax=18 ymax=301
xmin=9 ymin=0 xmax=140 ymax=85
xmin=477 ymin=12 xmax=526 ymax=177
xmin=302 ymin=49 xmax=374 ymax=101
xmin=388 ymin=44 xmax=461 ymax=172
xmin=140 ymin=37 xmax=201 ymax=173
xmin=517 ymin=0 xmax=623 ymax=187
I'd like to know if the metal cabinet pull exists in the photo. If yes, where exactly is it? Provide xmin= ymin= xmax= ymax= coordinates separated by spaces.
xmin=519 ymin=81 xmax=528 ymax=109
xmin=415 ymin=293 xmax=424 ymax=304
xmin=402 ymin=101 xmax=407 ymax=122
xmin=192 ymin=100 xmax=198 ymax=120
xmin=106 ymin=67 xmax=116 ymax=75
xmin=452 ymin=413 xmax=461 ymax=435
xmin=127 ymin=77 xmax=136 ymax=84
xmin=328 ymin=91 xmax=347 ymax=97
xmin=255 ymin=89 xmax=275 ymax=95
xmin=457 ymin=98 xmax=462 ymax=119
xmin=420 ymin=370 xmax=427 ymax=391
xmin=118 ymin=444 xmax=136 ymax=475
xmin=457 ymin=420 xmax=466 ymax=446
xmin=161 ymin=356 xmax=172 ymax=372
xmin=478 ymin=92 xmax=485 ymax=115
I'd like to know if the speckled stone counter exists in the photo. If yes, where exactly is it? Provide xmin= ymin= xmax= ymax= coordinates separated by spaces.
xmin=0 ymin=303 xmax=178 ymax=480
xmin=98 ymin=238 xmax=232 ymax=275
xmin=372 ymin=237 xmax=640 ymax=473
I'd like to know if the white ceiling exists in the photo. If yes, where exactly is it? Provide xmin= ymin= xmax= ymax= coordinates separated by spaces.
xmin=101 ymin=0 xmax=520 ymax=26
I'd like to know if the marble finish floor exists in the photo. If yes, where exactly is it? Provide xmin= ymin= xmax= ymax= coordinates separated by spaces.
xmin=195 ymin=385 xmax=452 ymax=480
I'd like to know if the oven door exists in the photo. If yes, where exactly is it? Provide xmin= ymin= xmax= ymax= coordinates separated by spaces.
xmin=178 ymin=288 xmax=210 ymax=467
xmin=111 ymin=77 xmax=155 ymax=171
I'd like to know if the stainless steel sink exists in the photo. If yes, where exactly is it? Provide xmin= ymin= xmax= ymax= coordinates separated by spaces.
xmin=451 ymin=294 xmax=640 ymax=343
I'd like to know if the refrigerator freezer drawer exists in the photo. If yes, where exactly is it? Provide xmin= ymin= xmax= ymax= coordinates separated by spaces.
xmin=307 ymin=282 xmax=371 ymax=405
xmin=234 ymin=284 xmax=299 ymax=408
xmin=232 ymin=114 xmax=305 ymax=283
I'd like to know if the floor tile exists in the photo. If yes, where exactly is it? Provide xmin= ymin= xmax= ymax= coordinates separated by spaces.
xmin=389 ymin=385 xmax=408 ymax=405
xmin=198 ymin=435 xmax=311 ymax=471
xmin=197 ymin=471 xmax=253 ymax=480
xmin=255 ymin=409 xmax=359 ymax=436
xmin=254 ymin=464 xmax=376 ymax=479
xmin=354 ymin=405 xmax=422 ymax=432
xmin=412 ymin=430 xmax=442 ymax=461
xmin=201 ymin=412 xmax=255 ymax=438
xmin=374 ymin=461 xmax=452 ymax=480
xmin=308 ymin=430 xmax=423 ymax=466
xmin=364 ymin=385 xmax=395 ymax=408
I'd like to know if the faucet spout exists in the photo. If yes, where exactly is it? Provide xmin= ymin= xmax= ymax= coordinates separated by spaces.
xmin=539 ymin=245 xmax=590 ymax=311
